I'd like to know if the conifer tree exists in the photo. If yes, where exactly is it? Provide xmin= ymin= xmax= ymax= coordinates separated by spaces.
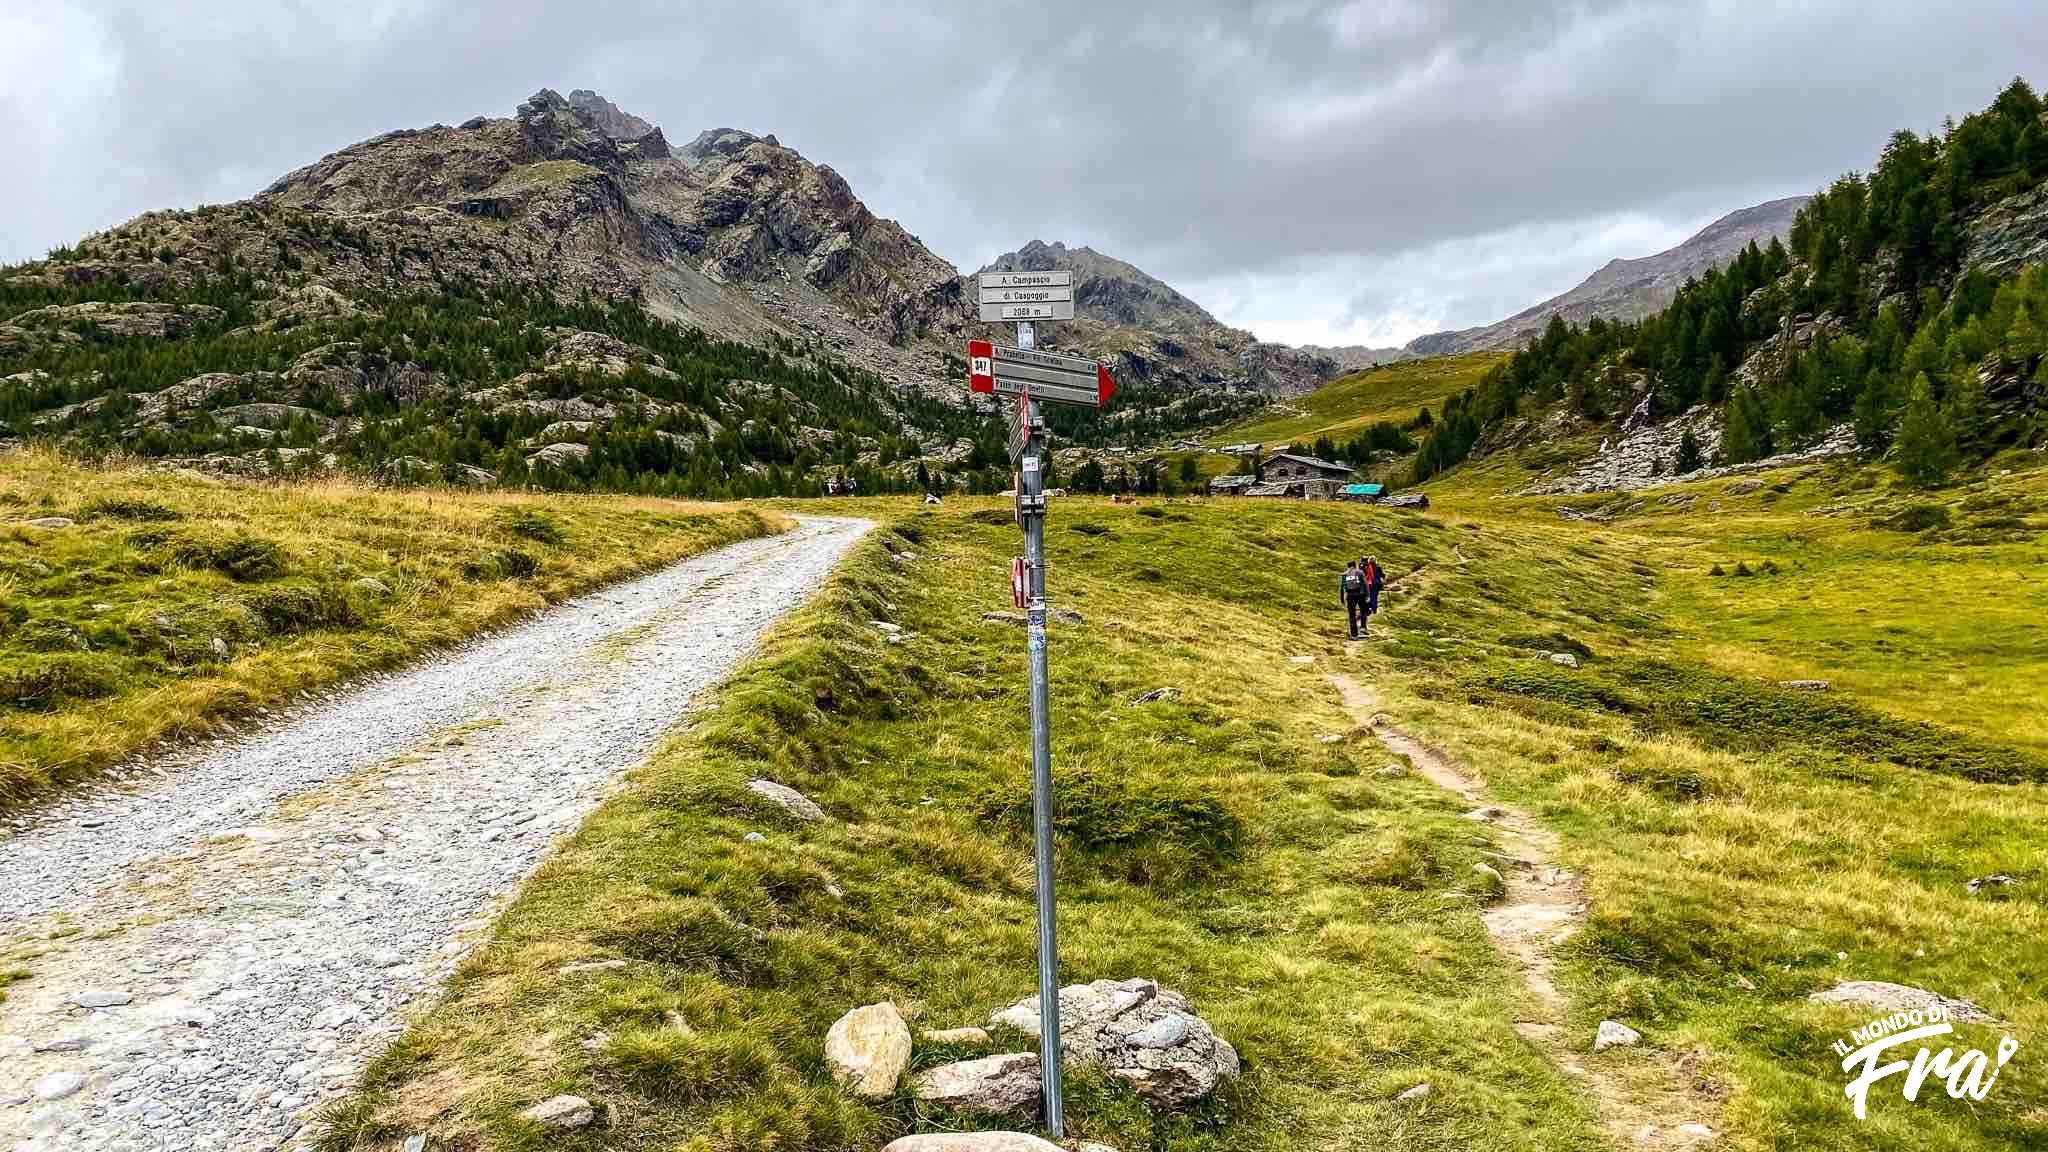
xmin=1894 ymin=372 xmax=1958 ymax=488
xmin=1675 ymin=429 xmax=1704 ymax=474
xmin=1719 ymin=384 xmax=1774 ymax=464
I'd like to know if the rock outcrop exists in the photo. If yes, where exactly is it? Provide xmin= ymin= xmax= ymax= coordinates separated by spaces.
xmin=989 ymin=978 xmax=1239 ymax=1107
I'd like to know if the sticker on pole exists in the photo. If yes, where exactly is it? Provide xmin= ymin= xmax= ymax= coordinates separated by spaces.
xmin=1012 ymin=556 xmax=1028 ymax=610
xmin=969 ymin=339 xmax=996 ymax=393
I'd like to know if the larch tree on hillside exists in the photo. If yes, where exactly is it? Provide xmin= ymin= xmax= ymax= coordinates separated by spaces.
xmin=1894 ymin=372 xmax=1958 ymax=488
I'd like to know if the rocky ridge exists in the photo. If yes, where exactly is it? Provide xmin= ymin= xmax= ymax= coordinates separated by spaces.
xmin=977 ymin=240 xmax=1340 ymax=396
xmin=1407 ymin=196 xmax=1810 ymax=357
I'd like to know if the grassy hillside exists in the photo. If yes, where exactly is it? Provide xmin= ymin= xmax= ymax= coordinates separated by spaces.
xmin=0 ymin=449 xmax=784 ymax=807
xmin=325 ymin=456 xmax=2045 ymax=1150
xmin=1215 ymin=352 xmax=1504 ymax=446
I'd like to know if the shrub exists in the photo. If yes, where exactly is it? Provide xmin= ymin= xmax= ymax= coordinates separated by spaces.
xmin=492 ymin=506 xmax=564 ymax=544
xmin=1876 ymin=504 xmax=1950 ymax=533
xmin=1358 ymin=831 xmax=1438 ymax=889
xmin=173 ymin=535 xmax=287 ymax=581
xmin=83 ymin=497 xmax=181 ymax=522
xmin=1499 ymin=631 xmax=1594 ymax=660
xmin=0 ymin=653 xmax=121 ymax=711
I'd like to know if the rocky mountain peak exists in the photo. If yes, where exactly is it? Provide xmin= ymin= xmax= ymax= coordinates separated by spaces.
xmin=515 ymin=87 xmax=668 ymax=163
xmin=566 ymin=89 xmax=655 ymax=140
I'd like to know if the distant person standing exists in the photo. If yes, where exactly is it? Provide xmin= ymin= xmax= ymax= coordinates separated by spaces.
xmin=1340 ymin=560 xmax=1368 ymax=639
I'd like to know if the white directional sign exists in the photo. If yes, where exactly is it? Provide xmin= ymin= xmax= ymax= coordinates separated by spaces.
xmin=981 ymin=286 xmax=1074 ymax=304
xmin=981 ymin=271 xmax=1073 ymax=288
xmin=968 ymin=339 xmax=1114 ymax=408
xmin=979 ymin=270 xmax=1076 ymax=321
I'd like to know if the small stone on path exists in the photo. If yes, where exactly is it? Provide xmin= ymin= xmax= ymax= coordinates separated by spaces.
xmin=1594 ymin=1020 xmax=1641 ymax=1052
xmin=518 ymin=1094 xmax=594 ymax=1130
xmin=68 ymin=988 xmax=133 ymax=1009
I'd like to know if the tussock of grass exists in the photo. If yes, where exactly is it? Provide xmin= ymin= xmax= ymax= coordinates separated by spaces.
xmin=0 ymin=448 xmax=784 ymax=807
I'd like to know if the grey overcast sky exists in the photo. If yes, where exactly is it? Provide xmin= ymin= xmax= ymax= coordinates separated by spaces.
xmin=4 ymin=2 xmax=2046 ymax=347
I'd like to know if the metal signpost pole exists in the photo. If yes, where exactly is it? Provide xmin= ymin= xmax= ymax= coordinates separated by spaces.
xmin=1015 ymin=317 xmax=1065 ymax=1137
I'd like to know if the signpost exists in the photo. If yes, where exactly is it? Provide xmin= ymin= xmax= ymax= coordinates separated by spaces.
xmin=978 ymin=270 xmax=1076 ymax=322
xmin=968 ymin=270 xmax=1112 ymax=1139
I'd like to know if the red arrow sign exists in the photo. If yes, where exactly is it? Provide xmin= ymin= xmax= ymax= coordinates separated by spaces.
xmin=966 ymin=339 xmax=1114 ymax=409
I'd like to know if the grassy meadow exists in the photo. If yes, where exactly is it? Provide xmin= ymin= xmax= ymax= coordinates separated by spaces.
xmin=329 ymin=446 xmax=2047 ymax=1151
xmin=1215 ymin=352 xmax=1504 ymax=447
xmin=327 ymin=496 xmax=1610 ymax=1151
xmin=0 ymin=448 xmax=784 ymax=808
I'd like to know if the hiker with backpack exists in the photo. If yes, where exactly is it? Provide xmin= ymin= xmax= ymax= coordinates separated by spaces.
xmin=1339 ymin=560 xmax=1369 ymax=639
xmin=1359 ymin=556 xmax=1385 ymax=633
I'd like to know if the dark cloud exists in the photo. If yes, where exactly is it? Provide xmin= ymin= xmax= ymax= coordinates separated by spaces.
xmin=6 ymin=1 xmax=2046 ymax=343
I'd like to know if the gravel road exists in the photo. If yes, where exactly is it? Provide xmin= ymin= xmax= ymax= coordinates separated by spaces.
xmin=0 ymin=515 xmax=870 ymax=1151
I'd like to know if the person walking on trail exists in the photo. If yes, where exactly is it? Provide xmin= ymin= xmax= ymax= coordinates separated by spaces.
xmin=1340 ymin=560 xmax=1368 ymax=639
xmin=1356 ymin=556 xmax=1385 ymax=635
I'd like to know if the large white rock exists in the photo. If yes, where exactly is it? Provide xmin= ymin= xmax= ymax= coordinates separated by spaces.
xmin=910 ymin=1052 xmax=1042 ymax=1116
xmin=881 ymin=1134 xmax=1063 ymax=1152
xmin=989 ymin=978 xmax=1239 ymax=1107
xmin=518 ymin=1094 xmax=594 ymax=1129
xmin=825 ymin=1002 xmax=913 ymax=1098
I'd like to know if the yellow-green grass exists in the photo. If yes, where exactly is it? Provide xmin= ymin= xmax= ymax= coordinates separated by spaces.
xmin=0 ymin=448 xmax=785 ymax=808
xmin=326 ymin=496 xmax=1607 ymax=1151
xmin=291 ymin=455 xmax=2043 ymax=1149
xmin=1216 ymin=352 xmax=1505 ymax=447
xmin=1367 ymin=455 xmax=2048 ymax=1147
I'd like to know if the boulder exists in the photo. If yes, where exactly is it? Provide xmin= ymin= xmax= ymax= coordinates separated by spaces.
xmin=353 ymin=577 xmax=391 ymax=595
xmin=1779 ymin=679 xmax=1830 ymax=692
xmin=1594 ymin=1020 xmax=1641 ymax=1052
xmin=1385 ymin=493 xmax=1430 ymax=510
xmin=528 ymin=441 xmax=592 ymax=469
xmin=23 ymin=517 xmax=74 ymax=529
xmin=988 ymin=978 xmax=1239 ymax=1107
xmin=911 ymin=1052 xmax=1042 ymax=1117
xmin=1130 ymin=687 xmax=1181 ymax=705
xmin=1549 ymin=652 xmax=1580 ymax=668
xmin=34 ymin=1071 xmax=86 ymax=1101
xmin=1966 ymin=874 xmax=2020 ymax=896
xmin=747 ymin=778 xmax=826 ymax=823
xmin=518 ymin=1094 xmax=594 ymax=1130
xmin=1395 ymin=1082 xmax=1434 ymax=1103
xmin=68 ymin=989 xmax=133 ymax=1009
xmin=881 ymin=1135 xmax=1064 ymax=1152
xmin=1806 ymin=981 xmax=1993 ymax=1022
xmin=825 ymin=1002 xmax=913 ymax=1099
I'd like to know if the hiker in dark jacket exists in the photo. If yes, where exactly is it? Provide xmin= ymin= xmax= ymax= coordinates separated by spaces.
xmin=1358 ymin=556 xmax=1385 ymax=631
xmin=1339 ymin=560 xmax=1368 ymax=639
